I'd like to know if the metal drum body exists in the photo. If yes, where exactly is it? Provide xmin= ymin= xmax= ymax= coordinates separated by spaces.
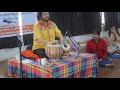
xmin=45 ymin=44 xmax=63 ymax=59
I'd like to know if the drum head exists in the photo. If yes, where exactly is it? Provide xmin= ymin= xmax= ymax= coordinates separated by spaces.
xmin=46 ymin=44 xmax=62 ymax=47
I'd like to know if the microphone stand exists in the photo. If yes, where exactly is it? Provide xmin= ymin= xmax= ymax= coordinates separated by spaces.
xmin=75 ymin=42 xmax=82 ymax=59
xmin=64 ymin=30 xmax=81 ymax=59
xmin=7 ymin=22 xmax=23 ymax=78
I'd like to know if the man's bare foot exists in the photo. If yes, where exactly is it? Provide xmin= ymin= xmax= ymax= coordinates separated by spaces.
xmin=105 ymin=63 xmax=114 ymax=68
xmin=117 ymin=50 xmax=120 ymax=54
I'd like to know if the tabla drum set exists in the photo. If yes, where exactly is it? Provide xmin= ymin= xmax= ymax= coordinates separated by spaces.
xmin=45 ymin=43 xmax=70 ymax=60
xmin=42 ymin=30 xmax=81 ymax=65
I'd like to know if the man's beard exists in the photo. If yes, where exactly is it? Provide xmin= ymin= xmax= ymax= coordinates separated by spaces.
xmin=42 ymin=18 xmax=49 ymax=22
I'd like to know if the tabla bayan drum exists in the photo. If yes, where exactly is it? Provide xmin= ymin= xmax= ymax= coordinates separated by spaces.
xmin=45 ymin=44 xmax=63 ymax=59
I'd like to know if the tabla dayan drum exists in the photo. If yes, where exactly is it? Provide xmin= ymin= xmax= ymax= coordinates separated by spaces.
xmin=45 ymin=44 xmax=64 ymax=59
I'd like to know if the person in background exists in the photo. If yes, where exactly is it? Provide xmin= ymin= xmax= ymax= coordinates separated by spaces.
xmin=106 ymin=25 xmax=120 ymax=54
xmin=86 ymin=29 xmax=114 ymax=67
xmin=32 ymin=12 xmax=63 ymax=58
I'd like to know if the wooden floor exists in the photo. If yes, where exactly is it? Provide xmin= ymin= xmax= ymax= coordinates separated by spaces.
xmin=97 ymin=58 xmax=120 ymax=78
xmin=0 ymin=58 xmax=120 ymax=78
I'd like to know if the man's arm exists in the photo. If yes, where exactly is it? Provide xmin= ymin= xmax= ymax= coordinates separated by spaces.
xmin=86 ymin=41 xmax=92 ymax=53
xmin=102 ymin=40 xmax=108 ymax=59
xmin=53 ymin=23 xmax=64 ymax=42
xmin=36 ymin=38 xmax=53 ymax=45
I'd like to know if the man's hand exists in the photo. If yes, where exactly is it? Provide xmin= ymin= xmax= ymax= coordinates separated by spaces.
xmin=60 ymin=37 xmax=64 ymax=44
xmin=47 ymin=40 xmax=59 ymax=45
xmin=99 ymin=59 xmax=103 ymax=62
xmin=53 ymin=40 xmax=59 ymax=44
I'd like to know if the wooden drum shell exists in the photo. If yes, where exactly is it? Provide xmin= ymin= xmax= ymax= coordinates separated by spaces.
xmin=45 ymin=44 xmax=63 ymax=59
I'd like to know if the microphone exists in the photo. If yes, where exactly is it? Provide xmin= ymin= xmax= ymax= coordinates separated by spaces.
xmin=64 ymin=29 xmax=69 ymax=40
xmin=64 ymin=30 xmax=69 ymax=36
xmin=3 ymin=20 xmax=13 ymax=23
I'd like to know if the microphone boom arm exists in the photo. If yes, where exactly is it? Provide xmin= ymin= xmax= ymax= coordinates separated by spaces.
xmin=64 ymin=30 xmax=81 ymax=58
